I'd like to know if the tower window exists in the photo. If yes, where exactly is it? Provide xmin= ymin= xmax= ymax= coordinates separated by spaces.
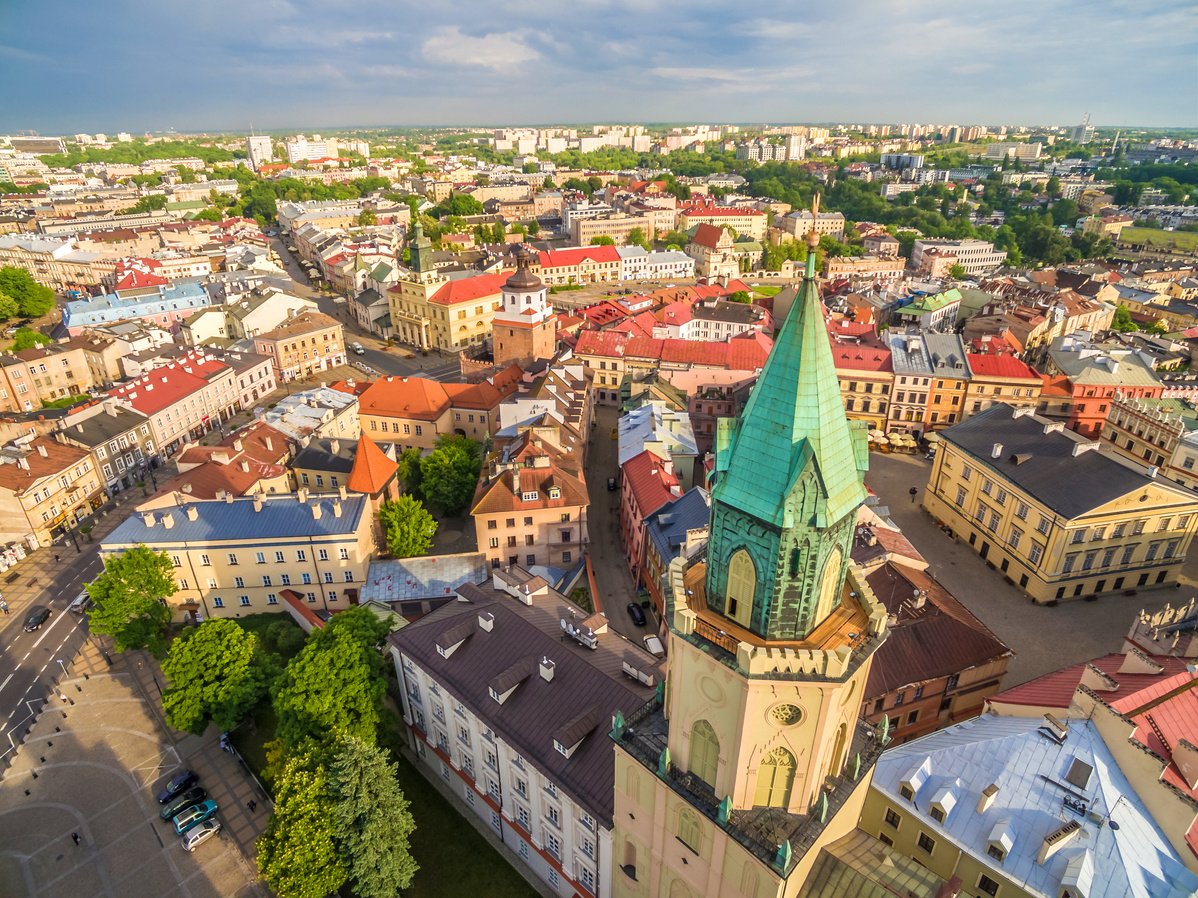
xmin=788 ymin=547 xmax=800 ymax=578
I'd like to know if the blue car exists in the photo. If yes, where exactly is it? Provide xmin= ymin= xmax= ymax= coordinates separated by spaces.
xmin=173 ymin=800 xmax=218 ymax=835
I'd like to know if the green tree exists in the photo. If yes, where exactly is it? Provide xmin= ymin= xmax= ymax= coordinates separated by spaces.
xmin=431 ymin=194 xmax=484 ymax=218
xmin=491 ymin=223 xmax=507 ymax=244
xmin=120 ymin=194 xmax=168 ymax=215
xmin=357 ymin=208 xmax=377 ymax=227
xmin=527 ymin=220 xmax=541 ymax=236
xmin=0 ymin=296 xmax=22 ymax=322
xmin=329 ymin=735 xmax=419 ymax=898
xmin=522 ymin=162 xmax=539 ymax=174
xmin=590 ymin=235 xmax=615 ymax=246
xmin=161 ymin=618 xmax=271 ymax=734
xmin=948 ymin=264 xmax=968 ymax=280
xmin=1111 ymin=304 xmax=1139 ymax=333
xmin=396 ymin=447 xmax=423 ymax=498
xmin=662 ymin=230 xmax=690 ymax=248
xmin=11 ymin=325 xmax=50 ymax=349
xmin=379 ymin=495 xmax=437 ymax=558
xmin=272 ymin=622 xmax=385 ymax=751
xmin=627 ymin=227 xmax=650 ymax=250
xmin=257 ymin=752 xmax=348 ymax=898
xmin=420 ymin=435 xmax=482 ymax=516
xmin=728 ymin=290 xmax=751 ymax=303
xmin=0 ymin=267 xmax=55 ymax=318
xmin=86 ymin=545 xmax=175 ymax=655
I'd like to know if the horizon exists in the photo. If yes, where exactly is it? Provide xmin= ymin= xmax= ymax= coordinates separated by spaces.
xmin=2 ymin=0 xmax=1194 ymax=133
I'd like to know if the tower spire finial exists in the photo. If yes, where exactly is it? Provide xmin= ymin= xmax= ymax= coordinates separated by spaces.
xmin=806 ymin=193 xmax=821 ymax=250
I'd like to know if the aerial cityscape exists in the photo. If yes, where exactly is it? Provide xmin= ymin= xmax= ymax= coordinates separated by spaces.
xmin=0 ymin=4 xmax=1197 ymax=898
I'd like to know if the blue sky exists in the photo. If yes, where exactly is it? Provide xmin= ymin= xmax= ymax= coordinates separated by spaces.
xmin=1 ymin=0 xmax=1194 ymax=133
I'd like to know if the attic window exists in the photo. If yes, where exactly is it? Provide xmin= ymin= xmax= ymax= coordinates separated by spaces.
xmin=521 ymin=491 xmax=539 ymax=501
xmin=548 ymin=487 xmax=561 ymax=500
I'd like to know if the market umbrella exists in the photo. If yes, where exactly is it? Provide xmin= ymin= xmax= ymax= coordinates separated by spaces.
xmin=925 ymin=432 xmax=942 ymax=443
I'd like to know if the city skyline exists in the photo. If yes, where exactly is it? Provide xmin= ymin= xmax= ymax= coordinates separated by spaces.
xmin=1 ymin=0 xmax=1194 ymax=133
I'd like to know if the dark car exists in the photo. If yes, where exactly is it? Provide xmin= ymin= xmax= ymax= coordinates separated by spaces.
xmin=159 ymin=786 xmax=207 ymax=821
xmin=22 ymin=605 xmax=51 ymax=632
xmin=626 ymin=602 xmax=647 ymax=627
xmin=155 ymin=769 xmax=199 ymax=804
xmin=607 ymin=477 xmax=618 ymax=492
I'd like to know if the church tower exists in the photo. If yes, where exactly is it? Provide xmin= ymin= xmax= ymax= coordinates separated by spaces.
xmin=492 ymin=244 xmax=556 ymax=369
xmin=610 ymin=198 xmax=889 ymax=898
xmin=389 ymin=218 xmax=446 ymax=351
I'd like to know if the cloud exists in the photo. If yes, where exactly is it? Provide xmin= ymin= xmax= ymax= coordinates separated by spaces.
xmin=421 ymin=27 xmax=538 ymax=73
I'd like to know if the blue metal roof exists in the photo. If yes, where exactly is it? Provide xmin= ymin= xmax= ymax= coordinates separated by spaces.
xmin=101 ymin=494 xmax=367 ymax=546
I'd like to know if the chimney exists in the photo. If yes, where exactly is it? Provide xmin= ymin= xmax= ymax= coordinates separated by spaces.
xmin=35 ymin=443 xmax=48 ymax=457
xmin=331 ymin=439 xmax=340 ymax=455
xmin=512 ymin=467 xmax=520 ymax=493
xmin=338 ymin=484 xmax=347 ymax=500
xmin=75 ymin=423 xmax=84 ymax=434
xmin=141 ymin=512 xmax=155 ymax=527
xmin=990 ymin=443 xmax=1003 ymax=459
xmin=311 ymin=502 xmax=322 ymax=520
xmin=478 ymin=611 xmax=494 ymax=632
xmin=233 ymin=438 xmax=244 ymax=451
xmin=539 ymin=657 xmax=556 ymax=682
xmin=239 ymin=460 xmax=250 ymax=473
xmin=332 ymin=500 xmax=342 ymax=518
xmin=185 ymin=505 xmax=198 ymax=521
xmin=977 ymin=783 xmax=999 ymax=814
xmin=1037 ymin=820 xmax=1081 ymax=865
xmin=253 ymin=496 xmax=263 ymax=512
xmin=104 ymin=402 xmax=117 ymax=417
xmin=264 ymin=435 xmax=273 ymax=452
xmin=224 ymin=492 xmax=234 ymax=503
xmin=161 ymin=512 xmax=174 ymax=529
xmin=297 ymin=487 xmax=309 ymax=503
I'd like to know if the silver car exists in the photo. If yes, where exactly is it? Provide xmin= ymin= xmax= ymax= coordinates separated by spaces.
xmin=180 ymin=819 xmax=221 ymax=852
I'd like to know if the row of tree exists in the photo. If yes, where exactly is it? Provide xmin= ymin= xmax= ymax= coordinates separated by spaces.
xmin=84 ymin=545 xmax=419 ymax=898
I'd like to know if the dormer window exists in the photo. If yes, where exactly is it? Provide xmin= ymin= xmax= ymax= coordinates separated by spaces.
xmin=548 ymin=487 xmax=561 ymax=500
xmin=521 ymin=491 xmax=539 ymax=502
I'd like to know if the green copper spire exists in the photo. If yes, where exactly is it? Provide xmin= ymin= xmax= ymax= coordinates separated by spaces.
xmin=705 ymin=195 xmax=868 ymax=640
xmin=409 ymin=217 xmax=432 ymax=276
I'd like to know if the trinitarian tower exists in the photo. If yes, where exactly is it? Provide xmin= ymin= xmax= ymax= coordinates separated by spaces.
xmin=493 ymin=244 xmax=556 ymax=368
xmin=610 ymin=197 xmax=889 ymax=898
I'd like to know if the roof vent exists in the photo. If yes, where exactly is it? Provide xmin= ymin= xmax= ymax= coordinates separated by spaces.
xmin=1040 ymin=713 xmax=1069 ymax=745
xmin=141 ymin=511 xmax=155 ymax=527
xmin=991 ymin=442 xmax=1003 ymax=458
xmin=161 ymin=512 xmax=174 ymax=529
xmin=539 ymin=657 xmax=555 ymax=682
xmin=185 ymin=505 xmax=198 ymax=521
xmin=1037 ymin=819 xmax=1081 ymax=865
xmin=311 ymin=502 xmax=322 ymax=520
xmin=478 ymin=611 xmax=494 ymax=632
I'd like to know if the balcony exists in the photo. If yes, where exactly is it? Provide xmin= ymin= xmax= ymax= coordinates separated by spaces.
xmin=615 ymin=696 xmax=885 ymax=875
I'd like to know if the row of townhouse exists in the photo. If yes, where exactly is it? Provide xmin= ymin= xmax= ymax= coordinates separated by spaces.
xmin=0 ymin=437 xmax=107 ymax=549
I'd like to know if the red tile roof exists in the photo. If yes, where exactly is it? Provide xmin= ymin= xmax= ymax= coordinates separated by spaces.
xmin=621 ymin=450 xmax=680 ymax=518
xmin=0 ymin=439 xmax=91 ymax=493
xmin=358 ymin=376 xmax=451 ymax=420
xmin=966 ymin=353 xmax=1040 ymax=380
xmin=538 ymin=246 xmax=621 ymax=269
xmin=115 ymin=269 xmax=169 ymax=291
xmin=108 ymin=356 xmax=230 ymax=416
xmin=689 ymin=223 xmax=727 ymax=250
xmin=574 ymin=329 xmax=629 ymax=358
xmin=427 ymin=272 xmax=509 ymax=306
xmin=347 ymin=433 xmax=398 ymax=495
xmin=988 ymin=652 xmax=1194 ymax=711
xmin=829 ymin=338 xmax=893 ymax=373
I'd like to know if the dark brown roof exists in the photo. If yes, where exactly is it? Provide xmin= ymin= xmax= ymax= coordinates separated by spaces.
xmin=389 ymin=573 xmax=659 ymax=823
xmin=864 ymin=562 xmax=1013 ymax=699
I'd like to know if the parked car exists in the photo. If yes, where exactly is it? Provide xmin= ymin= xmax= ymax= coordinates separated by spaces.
xmin=22 ymin=605 xmax=50 ymax=632
xmin=172 ymin=800 xmax=218 ymax=836
xmin=643 ymin=634 xmax=665 ymax=657
xmin=155 ymin=769 xmax=199 ymax=804
xmin=181 ymin=819 xmax=222 ymax=852
xmin=159 ymin=787 xmax=207 ymax=821
xmin=626 ymin=602 xmax=647 ymax=627
xmin=351 ymin=342 xmax=365 ymax=355
xmin=607 ymin=477 xmax=618 ymax=492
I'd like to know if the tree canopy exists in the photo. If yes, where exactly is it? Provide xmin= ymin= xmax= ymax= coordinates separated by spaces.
xmin=329 ymin=735 xmax=419 ymax=898
xmin=10 ymin=327 xmax=49 ymax=350
xmin=161 ymin=619 xmax=272 ymax=735
xmin=86 ymin=545 xmax=175 ymax=655
xmin=419 ymin=435 xmax=482 ymax=516
xmin=379 ymin=495 xmax=438 ymax=558
xmin=0 ymin=267 xmax=55 ymax=318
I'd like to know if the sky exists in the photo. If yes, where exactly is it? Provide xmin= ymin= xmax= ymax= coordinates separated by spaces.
xmin=1 ymin=0 xmax=1195 ymax=134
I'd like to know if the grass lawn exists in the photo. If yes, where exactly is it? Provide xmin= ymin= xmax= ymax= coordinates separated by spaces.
xmin=41 ymin=394 xmax=89 ymax=409
xmin=395 ymin=755 xmax=537 ymax=898
xmin=751 ymin=284 xmax=782 ymax=297
xmin=1119 ymin=227 xmax=1198 ymax=253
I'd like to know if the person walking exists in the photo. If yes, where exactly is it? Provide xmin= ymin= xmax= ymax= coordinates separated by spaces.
xmin=70 ymin=833 xmax=80 ymax=846
xmin=0 ymin=600 xmax=8 ymax=615
xmin=53 ymin=553 xmax=60 ymax=563
xmin=247 ymin=799 xmax=257 ymax=812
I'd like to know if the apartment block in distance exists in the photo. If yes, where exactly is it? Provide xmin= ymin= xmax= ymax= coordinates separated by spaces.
xmin=253 ymin=310 xmax=346 ymax=382
xmin=923 ymin=404 xmax=1198 ymax=603
xmin=100 ymin=491 xmax=376 ymax=621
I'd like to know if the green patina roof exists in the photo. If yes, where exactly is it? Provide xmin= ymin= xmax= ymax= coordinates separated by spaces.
xmin=712 ymin=255 xmax=866 ymax=529
xmin=896 ymin=288 xmax=962 ymax=317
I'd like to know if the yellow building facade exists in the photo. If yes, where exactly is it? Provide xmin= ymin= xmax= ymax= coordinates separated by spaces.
xmin=923 ymin=405 xmax=1198 ymax=603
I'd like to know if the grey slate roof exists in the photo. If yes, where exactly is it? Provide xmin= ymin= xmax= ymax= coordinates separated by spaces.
xmin=887 ymin=331 xmax=933 ymax=377
xmin=938 ymin=405 xmax=1186 ymax=518
xmin=389 ymin=573 xmax=660 ymax=823
xmin=58 ymin=406 xmax=149 ymax=447
xmin=360 ymin=553 xmax=489 ymax=603
xmin=644 ymin=487 xmax=710 ymax=562
xmin=292 ymin=438 xmax=356 ymax=475
xmin=922 ymin=333 xmax=972 ymax=378
xmin=101 ymin=494 xmax=367 ymax=546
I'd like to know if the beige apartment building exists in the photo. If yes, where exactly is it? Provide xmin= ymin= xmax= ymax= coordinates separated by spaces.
xmin=569 ymin=213 xmax=652 ymax=246
xmin=0 ymin=342 xmax=96 ymax=412
xmin=99 ymin=491 xmax=376 ymax=621
xmin=1102 ymin=395 xmax=1198 ymax=491
xmin=0 ymin=438 xmax=106 ymax=548
xmin=471 ymin=432 xmax=589 ymax=570
xmin=0 ymin=235 xmax=116 ymax=292
xmin=357 ymin=372 xmax=519 ymax=452
xmin=960 ymin=353 xmax=1042 ymax=419
xmin=253 ymin=311 xmax=346 ymax=382
xmin=923 ymin=405 xmax=1198 ymax=603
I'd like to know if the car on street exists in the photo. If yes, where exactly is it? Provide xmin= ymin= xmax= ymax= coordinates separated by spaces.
xmin=159 ymin=786 xmax=207 ymax=821
xmin=155 ymin=769 xmax=199 ymax=803
xmin=22 ymin=605 xmax=51 ymax=632
xmin=67 ymin=592 xmax=92 ymax=614
xmin=181 ymin=819 xmax=222 ymax=852
xmin=626 ymin=602 xmax=647 ymax=627
xmin=172 ymin=800 xmax=219 ymax=836
xmin=607 ymin=476 xmax=618 ymax=491
xmin=643 ymin=634 xmax=665 ymax=657
xmin=351 ymin=342 xmax=365 ymax=355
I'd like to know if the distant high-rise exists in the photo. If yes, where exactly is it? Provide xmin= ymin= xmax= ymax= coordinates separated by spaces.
xmin=245 ymin=135 xmax=273 ymax=171
xmin=1071 ymin=113 xmax=1095 ymax=145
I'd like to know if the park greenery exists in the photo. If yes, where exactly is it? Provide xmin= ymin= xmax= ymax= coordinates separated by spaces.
xmin=379 ymin=495 xmax=438 ymax=558
xmin=161 ymin=618 xmax=272 ymax=734
xmin=417 ymin=435 xmax=483 ymax=516
xmin=0 ymin=267 xmax=56 ymax=320
xmin=11 ymin=327 xmax=51 ymax=350
xmin=38 ymin=138 xmax=239 ymax=169
xmin=85 ymin=545 xmax=175 ymax=655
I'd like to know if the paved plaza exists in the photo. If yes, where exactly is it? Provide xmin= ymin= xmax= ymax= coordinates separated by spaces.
xmin=865 ymin=451 xmax=1196 ymax=685
xmin=0 ymin=638 xmax=266 ymax=898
